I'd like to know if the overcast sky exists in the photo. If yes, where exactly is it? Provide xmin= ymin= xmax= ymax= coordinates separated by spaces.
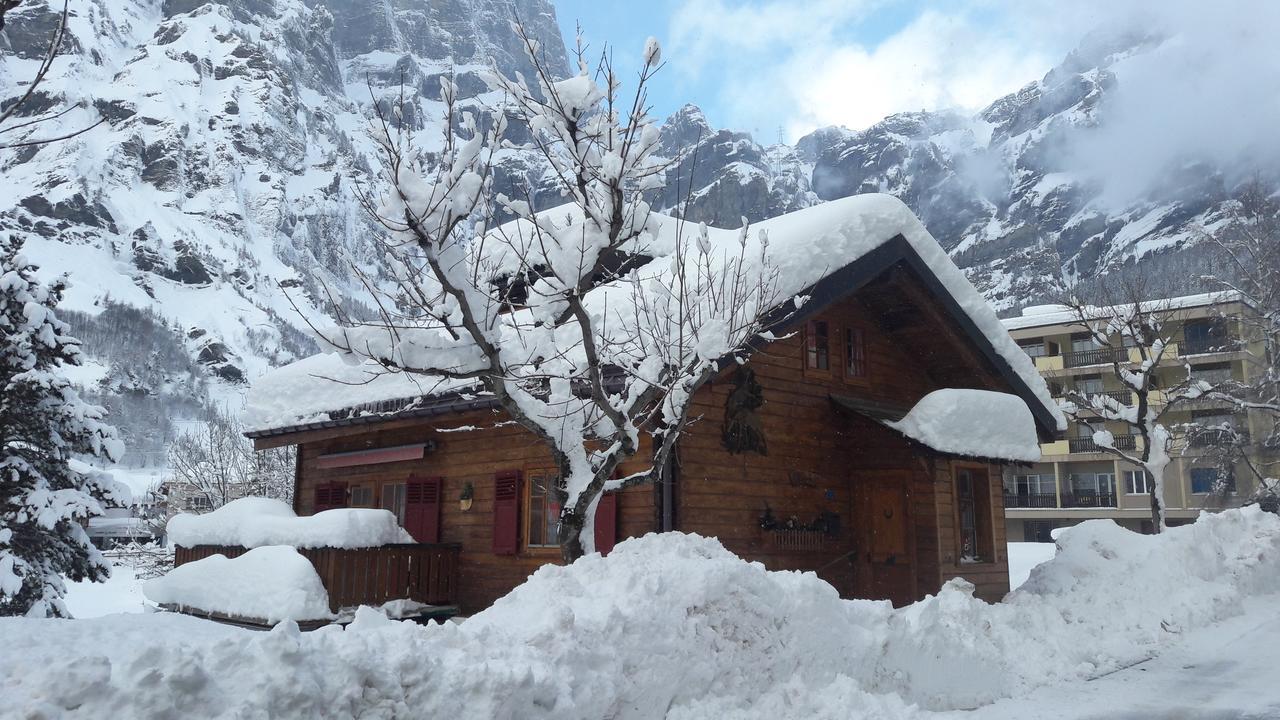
xmin=553 ymin=1 xmax=1278 ymax=153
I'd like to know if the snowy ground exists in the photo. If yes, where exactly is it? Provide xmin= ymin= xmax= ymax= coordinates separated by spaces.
xmin=64 ymin=565 xmax=149 ymax=618
xmin=5 ymin=510 xmax=1278 ymax=719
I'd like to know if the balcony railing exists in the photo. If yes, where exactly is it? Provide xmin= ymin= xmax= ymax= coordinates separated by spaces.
xmin=1061 ymin=491 xmax=1117 ymax=508
xmin=1187 ymin=428 xmax=1245 ymax=448
xmin=1068 ymin=434 xmax=1136 ymax=453
xmin=1181 ymin=340 xmax=1240 ymax=356
xmin=1065 ymin=348 xmax=1125 ymax=368
xmin=1003 ymin=492 xmax=1058 ymax=508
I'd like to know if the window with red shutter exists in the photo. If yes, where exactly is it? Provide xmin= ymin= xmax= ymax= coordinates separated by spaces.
xmin=313 ymin=482 xmax=348 ymax=513
xmin=594 ymin=492 xmax=618 ymax=556
xmin=492 ymin=470 xmax=521 ymax=555
xmin=405 ymin=476 xmax=442 ymax=543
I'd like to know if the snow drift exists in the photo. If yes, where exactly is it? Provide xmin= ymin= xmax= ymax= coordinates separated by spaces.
xmin=166 ymin=497 xmax=412 ymax=549
xmin=2 ymin=508 xmax=1279 ymax=718
xmin=142 ymin=546 xmax=334 ymax=623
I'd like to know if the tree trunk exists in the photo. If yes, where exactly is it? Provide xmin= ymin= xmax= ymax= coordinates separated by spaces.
xmin=1147 ymin=470 xmax=1163 ymax=534
xmin=559 ymin=510 xmax=585 ymax=563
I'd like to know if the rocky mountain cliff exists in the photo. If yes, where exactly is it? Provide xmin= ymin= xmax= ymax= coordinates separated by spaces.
xmin=655 ymin=31 xmax=1253 ymax=312
xmin=0 ymin=2 xmax=1256 ymax=460
xmin=0 ymin=0 xmax=566 ymax=460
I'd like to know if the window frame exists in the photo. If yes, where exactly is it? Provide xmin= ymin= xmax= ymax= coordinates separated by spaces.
xmin=804 ymin=319 xmax=832 ymax=376
xmin=1124 ymin=470 xmax=1150 ymax=495
xmin=380 ymin=481 xmax=407 ymax=526
xmin=841 ymin=324 xmax=869 ymax=383
xmin=349 ymin=485 xmax=375 ymax=507
xmin=523 ymin=466 xmax=562 ymax=552
xmin=952 ymin=463 xmax=996 ymax=565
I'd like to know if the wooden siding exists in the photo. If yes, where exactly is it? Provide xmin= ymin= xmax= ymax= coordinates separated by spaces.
xmin=292 ymin=411 xmax=656 ymax=612
xmin=281 ymin=265 xmax=1019 ymax=611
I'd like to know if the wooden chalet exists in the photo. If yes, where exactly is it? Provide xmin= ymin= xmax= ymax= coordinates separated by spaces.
xmin=242 ymin=195 xmax=1063 ymax=613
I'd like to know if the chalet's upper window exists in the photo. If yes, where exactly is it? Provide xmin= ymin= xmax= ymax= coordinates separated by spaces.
xmin=955 ymin=467 xmax=993 ymax=563
xmin=806 ymin=320 xmax=830 ymax=371
xmin=526 ymin=469 xmax=561 ymax=549
xmin=350 ymin=485 xmax=374 ymax=508
xmin=381 ymin=482 xmax=407 ymax=525
xmin=844 ymin=326 xmax=866 ymax=379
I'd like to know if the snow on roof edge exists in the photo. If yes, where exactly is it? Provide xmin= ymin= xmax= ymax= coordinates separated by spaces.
xmin=1002 ymin=291 xmax=1245 ymax=331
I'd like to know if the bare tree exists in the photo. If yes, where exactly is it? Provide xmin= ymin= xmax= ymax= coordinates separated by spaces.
xmin=300 ymin=28 xmax=786 ymax=561
xmin=1199 ymin=177 xmax=1280 ymax=500
xmin=166 ymin=408 xmax=294 ymax=512
xmin=0 ymin=0 xmax=105 ymax=150
xmin=1058 ymin=279 xmax=1220 ymax=532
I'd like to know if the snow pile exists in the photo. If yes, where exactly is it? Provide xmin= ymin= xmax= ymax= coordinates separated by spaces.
xmin=876 ymin=507 xmax=1280 ymax=709
xmin=167 ymin=497 xmax=412 ymax=549
xmin=4 ymin=509 xmax=1280 ymax=718
xmin=142 ymin=546 xmax=334 ymax=623
xmin=886 ymin=389 xmax=1042 ymax=462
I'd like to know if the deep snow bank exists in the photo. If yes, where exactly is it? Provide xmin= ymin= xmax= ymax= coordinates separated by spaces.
xmin=2 ymin=508 xmax=1278 ymax=719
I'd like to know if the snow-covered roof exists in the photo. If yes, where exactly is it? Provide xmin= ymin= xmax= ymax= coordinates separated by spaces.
xmin=1002 ymin=291 xmax=1244 ymax=331
xmin=246 ymin=194 xmax=1066 ymax=434
xmin=166 ymin=497 xmax=412 ymax=549
xmin=884 ymin=389 xmax=1042 ymax=463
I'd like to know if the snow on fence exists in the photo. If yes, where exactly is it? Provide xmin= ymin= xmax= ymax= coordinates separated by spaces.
xmin=172 ymin=543 xmax=460 ymax=614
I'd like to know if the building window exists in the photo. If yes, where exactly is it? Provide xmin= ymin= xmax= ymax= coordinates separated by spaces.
xmin=1071 ymin=333 xmax=1101 ymax=352
xmin=1019 ymin=340 xmax=1046 ymax=358
xmin=1190 ymin=362 xmax=1234 ymax=385
xmin=1025 ymin=520 xmax=1056 ymax=543
xmin=381 ymin=482 xmax=407 ymax=525
xmin=350 ymin=485 xmax=374 ymax=507
xmin=844 ymin=326 xmax=866 ymax=379
xmin=526 ymin=469 xmax=561 ymax=548
xmin=187 ymin=496 xmax=212 ymax=511
xmin=806 ymin=320 xmax=830 ymax=371
xmin=1075 ymin=375 xmax=1104 ymax=396
xmin=955 ymin=467 xmax=993 ymax=563
xmin=1190 ymin=468 xmax=1235 ymax=495
xmin=1124 ymin=470 xmax=1150 ymax=495
xmin=1184 ymin=319 xmax=1231 ymax=355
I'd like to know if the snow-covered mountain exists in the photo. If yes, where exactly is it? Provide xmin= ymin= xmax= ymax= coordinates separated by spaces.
xmin=0 ymin=2 xmax=1259 ymax=457
xmin=0 ymin=0 xmax=566 ymax=459
xmin=656 ymin=31 xmax=1257 ymax=313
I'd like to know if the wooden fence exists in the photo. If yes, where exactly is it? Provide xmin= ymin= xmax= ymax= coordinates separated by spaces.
xmin=174 ymin=543 xmax=461 ymax=613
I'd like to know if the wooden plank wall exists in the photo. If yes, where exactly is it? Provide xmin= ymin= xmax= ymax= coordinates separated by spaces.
xmin=676 ymin=294 xmax=1014 ymax=605
xmin=278 ymin=271 xmax=1021 ymax=611
xmin=291 ymin=411 xmax=656 ymax=612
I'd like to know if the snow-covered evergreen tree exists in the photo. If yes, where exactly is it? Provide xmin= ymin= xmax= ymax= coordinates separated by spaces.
xmin=0 ymin=237 xmax=123 ymax=617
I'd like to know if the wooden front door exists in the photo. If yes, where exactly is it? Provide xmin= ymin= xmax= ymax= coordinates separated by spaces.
xmin=855 ymin=470 xmax=916 ymax=607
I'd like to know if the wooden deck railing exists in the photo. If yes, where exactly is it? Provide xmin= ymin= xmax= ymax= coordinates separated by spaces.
xmin=174 ymin=543 xmax=461 ymax=613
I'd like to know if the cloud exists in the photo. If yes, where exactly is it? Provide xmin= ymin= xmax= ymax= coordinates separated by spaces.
xmin=1060 ymin=1 xmax=1280 ymax=204
xmin=666 ymin=1 xmax=1061 ymax=140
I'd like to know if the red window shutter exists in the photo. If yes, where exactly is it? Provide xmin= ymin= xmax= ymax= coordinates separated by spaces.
xmin=492 ymin=470 xmax=521 ymax=555
xmin=313 ymin=482 xmax=348 ymax=512
xmin=594 ymin=492 xmax=618 ymax=556
xmin=405 ymin=476 xmax=442 ymax=543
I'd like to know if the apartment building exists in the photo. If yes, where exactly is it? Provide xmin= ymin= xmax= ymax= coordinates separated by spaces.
xmin=1001 ymin=292 xmax=1273 ymax=541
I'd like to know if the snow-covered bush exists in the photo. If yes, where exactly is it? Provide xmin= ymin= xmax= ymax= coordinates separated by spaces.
xmin=0 ymin=238 xmax=124 ymax=617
